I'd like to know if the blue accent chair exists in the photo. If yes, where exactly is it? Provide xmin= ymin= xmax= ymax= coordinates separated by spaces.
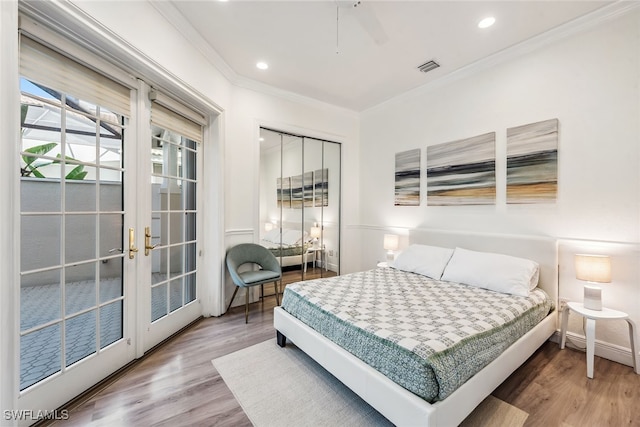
xmin=226 ymin=243 xmax=282 ymax=323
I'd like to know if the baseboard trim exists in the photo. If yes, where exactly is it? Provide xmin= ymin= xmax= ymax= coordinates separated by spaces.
xmin=550 ymin=330 xmax=635 ymax=368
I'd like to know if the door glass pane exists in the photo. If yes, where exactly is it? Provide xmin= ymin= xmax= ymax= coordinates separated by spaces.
xmin=150 ymin=122 xmax=199 ymax=321
xmin=100 ymin=258 xmax=122 ymax=303
xmin=20 ymin=324 xmax=61 ymax=390
xmin=20 ymin=269 xmax=61 ymax=331
xmin=99 ymin=213 xmax=123 ymax=259
xmin=65 ymin=214 xmax=96 ymax=263
xmin=170 ymin=245 xmax=185 ymax=278
xmin=65 ymin=310 xmax=96 ymax=366
xmin=21 ymin=165 xmax=61 ymax=212
xmin=151 ymin=283 xmax=168 ymax=322
xmin=65 ymin=262 xmax=97 ymax=315
xmin=185 ymin=273 xmax=196 ymax=304
xmin=169 ymin=278 xmax=183 ymax=313
xmin=20 ymin=77 xmax=126 ymax=390
xmin=100 ymin=301 xmax=122 ymax=349
xmin=66 ymin=171 xmax=97 ymax=211
xmin=21 ymin=215 xmax=61 ymax=271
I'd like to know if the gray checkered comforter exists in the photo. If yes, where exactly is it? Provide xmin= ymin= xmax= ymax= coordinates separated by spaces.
xmin=281 ymin=267 xmax=553 ymax=402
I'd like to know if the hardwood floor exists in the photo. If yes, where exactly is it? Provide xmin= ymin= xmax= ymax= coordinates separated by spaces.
xmin=43 ymin=275 xmax=639 ymax=426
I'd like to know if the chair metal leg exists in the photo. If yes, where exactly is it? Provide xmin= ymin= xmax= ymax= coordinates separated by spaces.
xmin=226 ymin=287 xmax=239 ymax=314
xmin=274 ymin=280 xmax=280 ymax=306
xmin=245 ymin=288 xmax=250 ymax=324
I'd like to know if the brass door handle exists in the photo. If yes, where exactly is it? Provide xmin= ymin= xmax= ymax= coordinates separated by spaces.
xmin=144 ymin=226 xmax=158 ymax=256
xmin=128 ymin=228 xmax=138 ymax=259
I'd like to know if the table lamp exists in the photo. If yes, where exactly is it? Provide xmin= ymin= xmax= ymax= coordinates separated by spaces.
xmin=310 ymin=226 xmax=321 ymax=248
xmin=383 ymin=234 xmax=399 ymax=262
xmin=575 ymin=254 xmax=611 ymax=311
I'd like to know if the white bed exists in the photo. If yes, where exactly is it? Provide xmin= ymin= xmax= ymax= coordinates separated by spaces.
xmin=273 ymin=229 xmax=558 ymax=426
xmin=260 ymin=228 xmax=310 ymax=268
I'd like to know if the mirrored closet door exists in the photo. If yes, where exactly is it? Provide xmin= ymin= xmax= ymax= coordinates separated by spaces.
xmin=259 ymin=128 xmax=340 ymax=286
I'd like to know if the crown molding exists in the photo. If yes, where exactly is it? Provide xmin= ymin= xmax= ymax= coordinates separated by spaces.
xmin=364 ymin=1 xmax=640 ymax=114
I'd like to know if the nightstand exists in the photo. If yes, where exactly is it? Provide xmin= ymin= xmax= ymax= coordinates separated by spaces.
xmin=559 ymin=301 xmax=639 ymax=378
xmin=304 ymin=247 xmax=326 ymax=272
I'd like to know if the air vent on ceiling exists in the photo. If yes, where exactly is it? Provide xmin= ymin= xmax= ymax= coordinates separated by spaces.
xmin=417 ymin=60 xmax=440 ymax=73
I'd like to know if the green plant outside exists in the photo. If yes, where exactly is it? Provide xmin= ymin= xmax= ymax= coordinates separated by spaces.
xmin=20 ymin=104 xmax=88 ymax=180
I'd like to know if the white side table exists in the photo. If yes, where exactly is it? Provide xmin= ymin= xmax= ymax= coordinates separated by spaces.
xmin=304 ymin=247 xmax=326 ymax=272
xmin=560 ymin=301 xmax=639 ymax=378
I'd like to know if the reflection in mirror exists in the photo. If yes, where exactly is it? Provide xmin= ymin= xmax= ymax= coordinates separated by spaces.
xmin=259 ymin=128 xmax=340 ymax=295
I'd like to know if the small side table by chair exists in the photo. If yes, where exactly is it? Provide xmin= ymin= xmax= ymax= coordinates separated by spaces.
xmin=559 ymin=301 xmax=639 ymax=378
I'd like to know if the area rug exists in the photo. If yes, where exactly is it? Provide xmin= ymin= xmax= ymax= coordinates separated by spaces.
xmin=212 ymin=339 xmax=528 ymax=427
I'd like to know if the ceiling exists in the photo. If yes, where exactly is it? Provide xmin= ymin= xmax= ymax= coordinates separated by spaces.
xmin=166 ymin=1 xmax=612 ymax=112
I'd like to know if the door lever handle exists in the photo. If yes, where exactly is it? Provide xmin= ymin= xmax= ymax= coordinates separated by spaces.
xmin=128 ymin=228 xmax=138 ymax=259
xmin=144 ymin=226 xmax=158 ymax=256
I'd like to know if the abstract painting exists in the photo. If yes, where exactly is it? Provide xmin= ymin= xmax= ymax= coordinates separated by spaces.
xmin=314 ymin=169 xmax=328 ymax=207
xmin=278 ymin=169 xmax=328 ymax=209
xmin=507 ymin=119 xmax=558 ymax=204
xmin=303 ymin=171 xmax=314 ymax=207
xmin=394 ymin=149 xmax=421 ymax=206
xmin=290 ymin=174 xmax=303 ymax=208
xmin=426 ymin=132 xmax=496 ymax=205
xmin=277 ymin=177 xmax=282 ymax=209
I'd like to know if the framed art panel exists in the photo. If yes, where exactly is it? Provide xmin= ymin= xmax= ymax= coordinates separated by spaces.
xmin=506 ymin=119 xmax=558 ymax=204
xmin=394 ymin=149 xmax=421 ymax=206
xmin=426 ymin=132 xmax=496 ymax=206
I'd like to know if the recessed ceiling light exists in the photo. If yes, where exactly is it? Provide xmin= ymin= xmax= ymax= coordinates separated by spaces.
xmin=478 ymin=17 xmax=496 ymax=29
xmin=256 ymin=62 xmax=269 ymax=70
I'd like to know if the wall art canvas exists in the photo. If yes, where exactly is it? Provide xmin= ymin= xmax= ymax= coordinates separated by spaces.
xmin=290 ymin=174 xmax=303 ymax=208
xmin=303 ymin=171 xmax=314 ymax=207
xmin=314 ymin=169 xmax=328 ymax=207
xmin=277 ymin=177 xmax=282 ymax=209
xmin=426 ymin=132 xmax=496 ymax=205
xmin=280 ymin=177 xmax=291 ymax=209
xmin=507 ymin=118 xmax=558 ymax=204
xmin=394 ymin=149 xmax=421 ymax=206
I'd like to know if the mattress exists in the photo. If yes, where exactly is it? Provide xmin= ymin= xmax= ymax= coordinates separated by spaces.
xmin=280 ymin=267 xmax=553 ymax=402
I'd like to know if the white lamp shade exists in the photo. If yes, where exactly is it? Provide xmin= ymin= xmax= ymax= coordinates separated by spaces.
xmin=310 ymin=226 xmax=321 ymax=239
xmin=575 ymin=254 xmax=611 ymax=283
xmin=383 ymin=234 xmax=399 ymax=251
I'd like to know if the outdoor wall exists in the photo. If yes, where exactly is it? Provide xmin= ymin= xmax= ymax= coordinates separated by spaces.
xmin=20 ymin=179 xmax=123 ymax=285
xmin=358 ymin=10 xmax=640 ymax=357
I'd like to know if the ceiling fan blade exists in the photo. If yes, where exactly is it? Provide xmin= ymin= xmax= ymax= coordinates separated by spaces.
xmin=335 ymin=0 xmax=389 ymax=45
xmin=352 ymin=1 xmax=389 ymax=45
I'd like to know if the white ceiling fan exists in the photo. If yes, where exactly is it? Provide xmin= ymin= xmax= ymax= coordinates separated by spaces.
xmin=335 ymin=0 xmax=389 ymax=46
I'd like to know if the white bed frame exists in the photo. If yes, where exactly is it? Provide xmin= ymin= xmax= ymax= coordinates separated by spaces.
xmin=274 ymin=229 xmax=558 ymax=426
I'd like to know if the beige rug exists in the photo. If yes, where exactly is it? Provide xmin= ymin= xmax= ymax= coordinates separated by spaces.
xmin=212 ymin=340 xmax=528 ymax=427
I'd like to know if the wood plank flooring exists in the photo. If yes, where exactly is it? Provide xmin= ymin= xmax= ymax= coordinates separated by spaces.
xmin=43 ymin=270 xmax=639 ymax=427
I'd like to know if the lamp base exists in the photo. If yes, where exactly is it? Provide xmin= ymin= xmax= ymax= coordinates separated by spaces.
xmin=386 ymin=251 xmax=394 ymax=262
xmin=583 ymin=284 xmax=602 ymax=311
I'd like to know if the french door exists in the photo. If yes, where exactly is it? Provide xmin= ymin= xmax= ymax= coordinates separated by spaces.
xmin=142 ymin=99 xmax=203 ymax=351
xmin=17 ymin=36 xmax=203 ymax=417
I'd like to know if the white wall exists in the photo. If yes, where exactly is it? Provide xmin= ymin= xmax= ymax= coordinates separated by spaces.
xmin=358 ymin=10 xmax=640 ymax=356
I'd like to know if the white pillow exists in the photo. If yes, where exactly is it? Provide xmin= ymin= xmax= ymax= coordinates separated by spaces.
xmin=262 ymin=228 xmax=281 ymax=243
xmin=390 ymin=244 xmax=454 ymax=280
xmin=440 ymin=247 xmax=540 ymax=297
xmin=281 ymin=229 xmax=308 ymax=245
